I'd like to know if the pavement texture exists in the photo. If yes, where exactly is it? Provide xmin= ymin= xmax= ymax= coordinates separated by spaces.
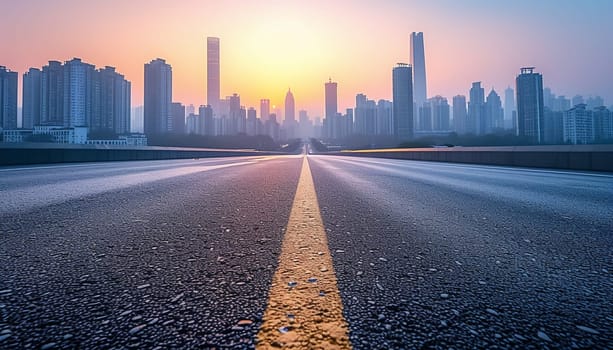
xmin=308 ymin=155 xmax=612 ymax=350
xmin=1 ymin=154 xmax=612 ymax=349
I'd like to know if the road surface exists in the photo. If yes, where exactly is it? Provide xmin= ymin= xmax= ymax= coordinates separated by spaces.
xmin=0 ymin=154 xmax=611 ymax=349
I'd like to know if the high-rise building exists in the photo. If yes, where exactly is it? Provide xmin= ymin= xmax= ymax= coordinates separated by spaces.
xmin=41 ymin=61 xmax=65 ymax=126
xmin=63 ymin=58 xmax=96 ymax=127
xmin=452 ymin=95 xmax=467 ymax=134
xmin=226 ymin=93 xmax=241 ymax=135
xmin=96 ymin=66 xmax=131 ymax=134
xmin=593 ymin=106 xmax=612 ymax=141
xmin=171 ymin=103 xmax=185 ymax=134
xmin=144 ymin=58 xmax=172 ymax=136
xmin=504 ymin=87 xmax=515 ymax=129
xmin=354 ymin=93 xmax=376 ymax=136
xmin=284 ymin=89 xmax=295 ymax=123
xmin=571 ymin=95 xmax=584 ymax=107
xmin=324 ymin=79 xmax=338 ymax=138
xmin=207 ymin=37 xmax=220 ymax=113
xmin=392 ymin=63 xmax=413 ymax=140
xmin=246 ymin=107 xmax=257 ymax=136
xmin=376 ymin=99 xmax=393 ymax=136
xmin=0 ymin=66 xmax=18 ymax=131
xmin=563 ymin=104 xmax=593 ymax=144
xmin=260 ymin=99 xmax=270 ymax=121
xmin=516 ymin=67 xmax=544 ymax=143
xmin=485 ymin=89 xmax=504 ymax=132
xmin=429 ymin=96 xmax=450 ymax=131
xmin=467 ymin=82 xmax=485 ymax=135
xmin=200 ymin=104 xmax=214 ymax=136
xmin=23 ymin=68 xmax=42 ymax=129
xmin=410 ymin=32 xmax=427 ymax=116
xmin=544 ymin=109 xmax=564 ymax=144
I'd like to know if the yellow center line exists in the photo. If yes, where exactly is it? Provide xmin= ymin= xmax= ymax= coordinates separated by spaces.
xmin=257 ymin=156 xmax=352 ymax=349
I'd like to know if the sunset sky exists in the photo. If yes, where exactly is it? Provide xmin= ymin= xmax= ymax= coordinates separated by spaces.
xmin=2 ymin=0 xmax=612 ymax=119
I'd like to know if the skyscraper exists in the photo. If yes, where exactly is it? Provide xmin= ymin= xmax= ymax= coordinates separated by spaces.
xmin=260 ymin=99 xmax=270 ymax=121
xmin=516 ymin=67 xmax=544 ymax=143
xmin=96 ymin=66 xmax=131 ymax=134
xmin=392 ymin=63 xmax=413 ymax=140
xmin=504 ymin=87 xmax=515 ymax=129
xmin=41 ymin=61 xmax=65 ymax=126
xmin=467 ymin=82 xmax=485 ymax=135
xmin=207 ymin=37 xmax=220 ymax=113
xmin=429 ymin=96 xmax=450 ymax=131
xmin=285 ymin=89 xmax=295 ymax=123
xmin=171 ymin=102 xmax=185 ymax=134
xmin=63 ymin=58 xmax=96 ymax=127
xmin=452 ymin=95 xmax=467 ymax=134
xmin=354 ymin=93 xmax=376 ymax=136
xmin=23 ymin=68 xmax=42 ymax=129
xmin=144 ymin=58 xmax=172 ymax=136
xmin=485 ymin=89 xmax=503 ymax=132
xmin=324 ymin=79 xmax=338 ymax=138
xmin=410 ymin=32 xmax=427 ymax=118
xmin=0 ymin=66 xmax=18 ymax=130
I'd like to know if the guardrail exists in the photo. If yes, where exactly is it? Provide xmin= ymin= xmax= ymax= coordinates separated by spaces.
xmin=0 ymin=145 xmax=278 ymax=166
xmin=327 ymin=145 xmax=613 ymax=172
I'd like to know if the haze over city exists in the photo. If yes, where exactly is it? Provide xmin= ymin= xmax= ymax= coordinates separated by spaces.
xmin=2 ymin=0 xmax=612 ymax=120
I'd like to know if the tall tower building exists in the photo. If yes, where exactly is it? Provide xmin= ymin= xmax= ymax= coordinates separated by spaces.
xmin=207 ymin=37 xmax=220 ymax=113
xmin=23 ymin=68 xmax=42 ymax=129
xmin=485 ymin=89 xmax=504 ymax=132
xmin=63 ymin=58 xmax=96 ymax=127
xmin=171 ymin=102 xmax=185 ymax=134
xmin=0 ymin=66 xmax=18 ymax=130
xmin=324 ymin=79 xmax=338 ymax=138
xmin=260 ymin=99 xmax=270 ymax=121
xmin=516 ymin=67 xmax=544 ymax=143
xmin=97 ymin=66 xmax=131 ymax=134
xmin=504 ymin=87 xmax=515 ymax=128
xmin=392 ymin=63 xmax=413 ymax=140
xmin=452 ymin=95 xmax=467 ymax=134
xmin=467 ymin=82 xmax=485 ymax=135
xmin=144 ymin=58 xmax=172 ymax=136
xmin=285 ymin=89 xmax=295 ymax=123
xmin=410 ymin=32 xmax=427 ymax=115
xmin=41 ymin=61 xmax=65 ymax=126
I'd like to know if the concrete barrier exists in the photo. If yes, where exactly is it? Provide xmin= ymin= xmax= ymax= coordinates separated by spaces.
xmin=0 ymin=146 xmax=278 ymax=166
xmin=328 ymin=145 xmax=613 ymax=172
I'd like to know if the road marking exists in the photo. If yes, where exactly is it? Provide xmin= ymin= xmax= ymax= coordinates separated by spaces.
xmin=257 ymin=156 xmax=351 ymax=349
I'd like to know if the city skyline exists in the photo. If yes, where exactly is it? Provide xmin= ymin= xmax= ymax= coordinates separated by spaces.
xmin=2 ymin=0 xmax=612 ymax=121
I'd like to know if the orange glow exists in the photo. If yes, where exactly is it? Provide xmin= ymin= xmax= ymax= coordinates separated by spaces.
xmin=2 ymin=0 xmax=612 ymax=119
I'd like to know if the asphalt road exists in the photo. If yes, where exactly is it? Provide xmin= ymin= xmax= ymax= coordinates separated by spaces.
xmin=0 ymin=155 xmax=611 ymax=349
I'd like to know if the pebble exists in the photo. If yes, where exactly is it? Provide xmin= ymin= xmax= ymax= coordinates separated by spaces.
xmin=379 ymin=258 xmax=388 ymax=262
xmin=335 ymin=250 xmax=345 ymax=253
xmin=136 ymin=284 xmax=150 ymax=289
xmin=129 ymin=324 xmax=147 ymax=335
xmin=356 ymin=271 xmax=363 ymax=276
xmin=514 ymin=334 xmax=527 ymax=341
xmin=307 ymin=278 xmax=317 ymax=283
xmin=537 ymin=331 xmax=552 ymax=342
xmin=63 ymin=334 xmax=73 ymax=340
xmin=440 ymin=293 xmax=449 ymax=299
xmin=41 ymin=343 xmax=57 ymax=350
xmin=278 ymin=326 xmax=290 ymax=334
xmin=376 ymin=284 xmax=384 ymax=291
xmin=288 ymin=281 xmax=297 ymax=288
xmin=171 ymin=293 xmax=184 ymax=303
xmin=0 ymin=290 xmax=12 ymax=294
xmin=0 ymin=334 xmax=11 ymax=342
xmin=576 ymin=325 xmax=600 ymax=334
xmin=486 ymin=308 xmax=499 ymax=316
xmin=237 ymin=320 xmax=253 ymax=326
xmin=120 ymin=310 xmax=132 ymax=316
xmin=319 ymin=291 xmax=325 ymax=297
